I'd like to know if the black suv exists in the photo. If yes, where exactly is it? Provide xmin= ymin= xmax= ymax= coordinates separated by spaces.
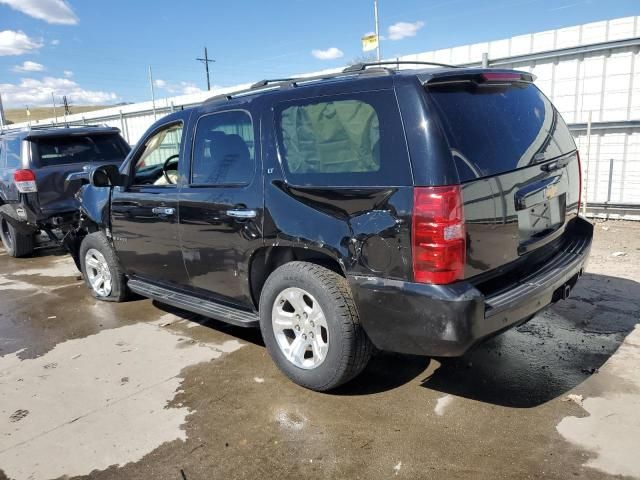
xmin=0 ymin=125 xmax=130 ymax=257
xmin=66 ymin=64 xmax=593 ymax=391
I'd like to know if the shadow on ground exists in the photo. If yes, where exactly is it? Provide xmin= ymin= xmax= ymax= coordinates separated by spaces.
xmin=150 ymin=273 xmax=638 ymax=404
xmin=420 ymin=273 xmax=640 ymax=407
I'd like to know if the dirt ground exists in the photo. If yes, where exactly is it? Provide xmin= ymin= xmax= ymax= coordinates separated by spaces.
xmin=0 ymin=220 xmax=639 ymax=480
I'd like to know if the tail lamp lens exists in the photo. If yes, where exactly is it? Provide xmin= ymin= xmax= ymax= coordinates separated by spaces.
xmin=13 ymin=169 xmax=37 ymax=193
xmin=412 ymin=185 xmax=465 ymax=284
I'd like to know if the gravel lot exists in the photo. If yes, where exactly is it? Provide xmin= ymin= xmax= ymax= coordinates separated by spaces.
xmin=0 ymin=220 xmax=639 ymax=480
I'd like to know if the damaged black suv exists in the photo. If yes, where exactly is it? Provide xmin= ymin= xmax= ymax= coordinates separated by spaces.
xmin=0 ymin=125 xmax=129 ymax=257
xmin=66 ymin=63 xmax=593 ymax=391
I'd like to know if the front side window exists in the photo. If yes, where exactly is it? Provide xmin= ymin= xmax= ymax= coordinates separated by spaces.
xmin=132 ymin=123 xmax=183 ymax=186
xmin=275 ymin=92 xmax=412 ymax=187
xmin=191 ymin=110 xmax=255 ymax=186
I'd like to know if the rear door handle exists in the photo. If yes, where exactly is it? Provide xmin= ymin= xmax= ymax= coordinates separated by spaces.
xmin=226 ymin=209 xmax=257 ymax=219
xmin=152 ymin=207 xmax=175 ymax=216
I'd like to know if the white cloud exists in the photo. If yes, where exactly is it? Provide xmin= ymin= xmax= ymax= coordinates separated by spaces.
xmin=0 ymin=76 xmax=118 ymax=107
xmin=12 ymin=60 xmax=45 ymax=72
xmin=154 ymin=79 xmax=203 ymax=96
xmin=50 ymin=39 xmax=60 ymax=46
xmin=388 ymin=21 xmax=424 ymax=41
xmin=63 ymin=70 xmax=73 ymax=77
xmin=0 ymin=0 xmax=78 ymax=25
xmin=0 ymin=30 xmax=43 ymax=56
xmin=311 ymin=47 xmax=344 ymax=60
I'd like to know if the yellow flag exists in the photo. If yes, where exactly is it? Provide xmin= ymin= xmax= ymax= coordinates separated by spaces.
xmin=362 ymin=34 xmax=378 ymax=52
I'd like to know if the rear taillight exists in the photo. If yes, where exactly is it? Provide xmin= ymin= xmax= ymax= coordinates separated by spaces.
xmin=576 ymin=151 xmax=583 ymax=215
xmin=412 ymin=185 xmax=465 ymax=284
xmin=13 ymin=169 xmax=37 ymax=193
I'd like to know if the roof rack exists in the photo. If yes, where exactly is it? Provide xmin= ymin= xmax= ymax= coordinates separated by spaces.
xmin=204 ymin=68 xmax=394 ymax=105
xmin=343 ymin=60 xmax=459 ymax=73
xmin=0 ymin=123 xmax=114 ymax=134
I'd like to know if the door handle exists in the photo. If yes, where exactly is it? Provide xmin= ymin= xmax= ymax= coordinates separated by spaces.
xmin=226 ymin=209 xmax=257 ymax=219
xmin=152 ymin=207 xmax=175 ymax=216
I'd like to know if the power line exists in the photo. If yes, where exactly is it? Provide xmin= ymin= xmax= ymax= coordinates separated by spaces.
xmin=196 ymin=47 xmax=215 ymax=91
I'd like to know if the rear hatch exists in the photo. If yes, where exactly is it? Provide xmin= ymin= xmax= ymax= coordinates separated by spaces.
xmin=424 ymin=71 xmax=580 ymax=281
xmin=28 ymin=132 xmax=129 ymax=215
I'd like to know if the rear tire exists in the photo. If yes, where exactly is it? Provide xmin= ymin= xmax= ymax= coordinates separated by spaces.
xmin=259 ymin=262 xmax=373 ymax=391
xmin=0 ymin=218 xmax=34 ymax=258
xmin=79 ymin=231 xmax=128 ymax=302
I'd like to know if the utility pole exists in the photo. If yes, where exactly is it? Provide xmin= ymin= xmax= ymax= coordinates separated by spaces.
xmin=52 ymin=92 xmax=58 ymax=124
xmin=148 ymin=65 xmax=157 ymax=120
xmin=374 ymin=0 xmax=381 ymax=61
xmin=62 ymin=95 xmax=70 ymax=125
xmin=0 ymin=93 xmax=5 ymax=132
xmin=196 ymin=47 xmax=215 ymax=91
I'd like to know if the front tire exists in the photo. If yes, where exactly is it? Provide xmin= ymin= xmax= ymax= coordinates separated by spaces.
xmin=259 ymin=262 xmax=373 ymax=391
xmin=0 ymin=218 xmax=34 ymax=258
xmin=79 ymin=231 xmax=128 ymax=302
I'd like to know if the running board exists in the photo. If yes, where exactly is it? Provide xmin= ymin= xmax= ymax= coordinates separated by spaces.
xmin=127 ymin=279 xmax=259 ymax=327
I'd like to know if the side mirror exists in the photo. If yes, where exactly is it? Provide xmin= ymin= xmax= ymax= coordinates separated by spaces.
xmin=90 ymin=164 xmax=124 ymax=187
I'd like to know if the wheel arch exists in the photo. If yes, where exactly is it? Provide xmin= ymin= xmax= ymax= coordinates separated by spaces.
xmin=249 ymin=246 xmax=346 ymax=310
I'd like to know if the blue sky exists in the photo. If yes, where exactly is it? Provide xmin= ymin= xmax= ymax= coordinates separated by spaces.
xmin=0 ymin=0 xmax=638 ymax=107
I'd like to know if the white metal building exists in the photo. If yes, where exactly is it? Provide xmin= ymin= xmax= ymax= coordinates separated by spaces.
xmin=6 ymin=16 xmax=640 ymax=214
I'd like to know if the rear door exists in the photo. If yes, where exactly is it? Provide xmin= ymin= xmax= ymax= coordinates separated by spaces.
xmin=424 ymin=72 xmax=579 ymax=279
xmin=178 ymin=108 xmax=263 ymax=308
xmin=29 ymin=132 xmax=129 ymax=214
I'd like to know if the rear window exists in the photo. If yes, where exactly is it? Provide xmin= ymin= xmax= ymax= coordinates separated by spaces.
xmin=32 ymin=134 xmax=129 ymax=167
xmin=426 ymin=82 xmax=576 ymax=182
xmin=275 ymin=91 xmax=412 ymax=187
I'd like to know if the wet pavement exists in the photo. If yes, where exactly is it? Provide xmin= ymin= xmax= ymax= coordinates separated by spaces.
xmin=0 ymin=221 xmax=639 ymax=480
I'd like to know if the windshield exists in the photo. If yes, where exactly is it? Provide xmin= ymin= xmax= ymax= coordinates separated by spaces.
xmin=426 ymin=82 xmax=576 ymax=182
xmin=32 ymin=134 xmax=129 ymax=167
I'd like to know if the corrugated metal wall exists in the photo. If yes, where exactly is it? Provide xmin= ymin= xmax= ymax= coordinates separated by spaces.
xmin=7 ymin=16 xmax=640 ymax=211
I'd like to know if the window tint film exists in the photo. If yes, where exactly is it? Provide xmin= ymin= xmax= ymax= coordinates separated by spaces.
xmin=426 ymin=82 xmax=576 ymax=182
xmin=276 ymin=91 xmax=411 ymax=187
xmin=191 ymin=110 xmax=254 ymax=185
xmin=133 ymin=123 xmax=183 ymax=186
xmin=33 ymin=134 xmax=127 ymax=167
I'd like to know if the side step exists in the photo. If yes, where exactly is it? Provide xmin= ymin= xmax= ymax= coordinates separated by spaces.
xmin=128 ymin=279 xmax=259 ymax=328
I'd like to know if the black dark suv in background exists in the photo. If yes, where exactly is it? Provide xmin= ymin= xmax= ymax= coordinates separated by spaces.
xmin=66 ymin=63 xmax=593 ymax=391
xmin=0 ymin=125 xmax=130 ymax=257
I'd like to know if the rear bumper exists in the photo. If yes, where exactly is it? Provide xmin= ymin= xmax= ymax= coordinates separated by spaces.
xmin=348 ymin=217 xmax=593 ymax=356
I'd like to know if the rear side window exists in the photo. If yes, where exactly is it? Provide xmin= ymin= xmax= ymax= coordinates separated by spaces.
xmin=275 ymin=91 xmax=411 ymax=187
xmin=32 ymin=134 xmax=128 ymax=167
xmin=191 ymin=110 xmax=255 ymax=186
xmin=426 ymin=82 xmax=576 ymax=182
xmin=5 ymin=138 xmax=22 ymax=169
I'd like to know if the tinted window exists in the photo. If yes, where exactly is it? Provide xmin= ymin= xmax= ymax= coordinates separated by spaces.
xmin=276 ymin=91 xmax=412 ymax=187
xmin=32 ymin=134 xmax=128 ymax=167
xmin=6 ymin=138 xmax=22 ymax=169
xmin=191 ymin=110 xmax=254 ymax=185
xmin=427 ymin=83 xmax=576 ymax=182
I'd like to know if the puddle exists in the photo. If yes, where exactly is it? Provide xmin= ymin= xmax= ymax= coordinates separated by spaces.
xmin=0 ymin=322 xmax=243 ymax=480
xmin=556 ymin=325 xmax=640 ymax=478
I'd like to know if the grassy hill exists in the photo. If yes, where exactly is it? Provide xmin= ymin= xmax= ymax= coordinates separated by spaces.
xmin=3 ymin=105 xmax=111 ymax=124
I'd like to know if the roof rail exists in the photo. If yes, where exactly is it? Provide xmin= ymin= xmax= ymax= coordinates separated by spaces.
xmin=250 ymin=78 xmax=295 ymax=88
xmin=343 ymin=60 xmax=459 ymax=73
xmin=0 ymin=123 xmax=116 ymax=135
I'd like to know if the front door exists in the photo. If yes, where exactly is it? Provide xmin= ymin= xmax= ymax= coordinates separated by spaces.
xmin=111 ymin=119 xmax=189 ymax=285
xmin=178 ymin=109 xmax=263 ymax=309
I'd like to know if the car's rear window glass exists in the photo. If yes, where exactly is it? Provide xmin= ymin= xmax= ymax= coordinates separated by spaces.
xmin=33 ymin=134 xmax=128 ymax=167
xmin=276 ymin=91 xmax=412 ymax=187
xmin=426 ymin=82 xmax=576 ymax=182
xmin=5 ymin=138 xmax=22 ymax=169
